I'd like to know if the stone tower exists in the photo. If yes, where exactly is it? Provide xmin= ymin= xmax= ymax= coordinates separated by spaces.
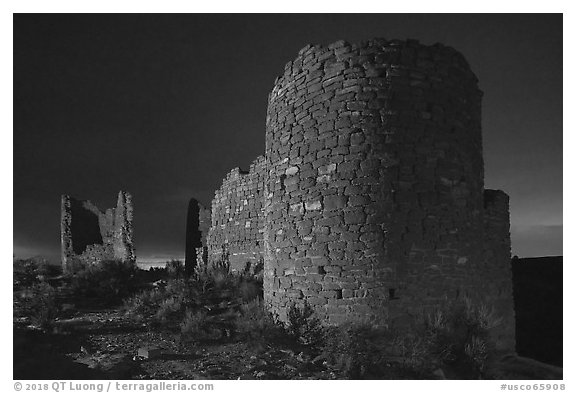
xmin=61 ymin=190 xmax=135 ymax=271
xmin=194 ymin=39 xmax=515 ymax=350
xmin=263 ymin=39 xmax=514 ymax=349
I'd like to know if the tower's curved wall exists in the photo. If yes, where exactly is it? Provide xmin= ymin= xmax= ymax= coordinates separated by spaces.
xmin=264 ymin=39 xmax=487 ymax=325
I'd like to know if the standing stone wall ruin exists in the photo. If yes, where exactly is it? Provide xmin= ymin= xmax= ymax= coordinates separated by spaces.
xmin=482 ymin=190 xmax=515 ymax=349
xmin=184 ymin=198 xmax=210 ymax=274
xmin=206 ymin=156 xmax=266 ymax=272
xmin=60 ymin=191 xmax=135 ymax=271
xmin=191 ymin=38 xmax=515 ymax=350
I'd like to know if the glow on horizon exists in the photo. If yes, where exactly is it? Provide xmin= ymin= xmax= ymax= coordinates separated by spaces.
xmin=13 ymin=243 xmax=184 ymax=265
xmin=14 ymin=226 xmax=562 ymax=265
xmin=137 ymin=255 xmax=185 ymax=264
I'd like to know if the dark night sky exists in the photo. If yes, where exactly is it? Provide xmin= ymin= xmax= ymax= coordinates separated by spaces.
xmin=13 ymin=14 xmax=562 ymax=263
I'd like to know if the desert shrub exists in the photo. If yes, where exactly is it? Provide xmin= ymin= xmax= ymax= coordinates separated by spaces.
xmin=391 ymin=332 xmax=427 ymax=365
xmin=234 ymin=261 xmax=263 ymax=302
xmin=69 ymin=259 xmax=138 ymax=303
xmin=13 ymin=258 xmax=61 ymax=289
xmin=192 ymin=251 xmax=233 ymax=291
xmin=207 ymin=253 xmax=232 ymax=289
xmin=317 ymin=323 xmax=392 ymax=379
xmin=235 ymin=298 xmax=283 ymax=345
xmin=192 ymin=260 xmax=210 ymax=285
xmin=464 ymin=335 xmax=489 ymax=373
xmin=286 ymin=301 xmax=323 ymax=347
xmin=123 ymin=287 xmax=168 ymax=322
xmin=314 ymin=299 xmax=499 ymax=379
xmin=14 ymin=259 xmax=40 ymax=289
xmin=420 ymin=299 xmax=501 ymax=378
xmin=421 ymin=309 xmax=454 ymax=364
xmin=155 ymin=297 xmax=184 ymax=324
xmin=316 ymin=322 xmax=434 ymax=379
xmin=64 ymin=257 xmax=91 ymax=275
xmin=237 ymin=280 xmax=262 ymax=303
xmin=321 ymin=299 xmax=499 ymax=379
xmin=179 ymin=309 xmax=210 ymax=341
xmin=16 ymin=282 xmax=58 ymax=329
xmin=164 ymin=278 xmax=196 ymax=299
xmin=319 ymin=324 xmax=368 ymax=378
xmin=166 ymin=260 xmax=185 ymax=278
xmin=125 ymin=251 xmax=263 ymax=333
xmin=191 ymin=251 xmax=263 ymax=302
xmin=239 ymin=258 xmax=264 ymax=279
xmin=124 ymin=278 xmax=198 ymax=325
xmin=457 ymin=300 xmax=501 ymax=375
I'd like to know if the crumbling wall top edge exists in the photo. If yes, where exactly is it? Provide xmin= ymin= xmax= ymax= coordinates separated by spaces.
xmin=484 ymin=189 xmax=510 ymax=207
xmin=61 ymin=194 xmax=107 ymax=214
xmin=220 ymin=155 xmax=266 ymax=181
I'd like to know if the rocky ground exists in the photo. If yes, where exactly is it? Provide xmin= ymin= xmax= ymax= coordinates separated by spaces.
xmin=14 ymin=306 xmax=563 ymax=380
xmin=14 ymin=307 xmax=341 ymax=380
xmin=12 ymin=262 xmax=563 ymax=381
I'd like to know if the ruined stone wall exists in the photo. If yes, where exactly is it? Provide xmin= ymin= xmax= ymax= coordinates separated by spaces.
xmin=201 ymin=38 xmax=515 ymax=350
xmin=206 ymin=156 xmax=266 ymax=272
xmin=61 ymin=191 xmax=135 ymax=271
xmin=263 ymin=38 xmax=513 ymax=347
xmin=112 ymin=191 xmax=135 ymax=262
xmin=482 ymin=189 xmax=515 ymax=350
xmin=185 ymin=198 xmax=211 ymax=273
xmin=199 ymin=205 xmax=211 ymax=246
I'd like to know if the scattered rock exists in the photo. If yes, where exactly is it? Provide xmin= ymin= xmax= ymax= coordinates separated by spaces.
xmin=137 ymin=346 xmax=162 ymax=360
xmin=432 ymin=368 xmax=446 ymax=379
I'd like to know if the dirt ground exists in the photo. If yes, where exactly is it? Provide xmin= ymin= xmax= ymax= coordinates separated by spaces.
xmin=14 ymin=306 xmax=564 ymax=380
xmin=14 ymin=307 xmax=342 ymax=380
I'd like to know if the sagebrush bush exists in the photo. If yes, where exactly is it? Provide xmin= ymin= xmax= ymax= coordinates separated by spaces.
xmin=308 ymin=298 xmax=501 ymax=379
xmin=240 ymin=258 xmax=264 ymax=279
xmin=124 ymin=278 xmax=196 ymax=325
xmin=164 ymin=278 xmax=197 ymax=302
xmin=192 ymin=252 xmax=233 ymax=291
xmin=13 ymin=258 xmax=61 ymax=289
xmin=191 ymin=252 xmax=263 ymax=301
xmin=386 ymin=333 xmax=431 ymax=372
xmin=180 ymin=309 xmax=210 ymax=341
xmin=420 ymin=299 xmax=501 ymax=378
xmin=235 ymin=298 xmax=282 ymax=345
xmin=125 ymin=251 xmax=265 ymax=337
xmin=318 ymin=323 xmax=392 ymax=379
xmin=155 ymin=297 xmax=184 ymax=324
xmin=465 ymin=335 xmax=489 ymax=373
xmin=69 ymin=259 xmax=137 ymax=303
xmin=236 ymin=261 xmax=263 ymax=302
xmin=16 ymin=282 xmax=58 ymax=329
xmin=123 ymin=287 xmax=167 ymax=322
xmin=286 ymin=301 xmax=323 ymax=346
xmin=206 ymin=254 xmax=232 ymax=289
xmin=237 ymin=280 xmax=262 ymax=303
xmin=166 ymin=260 xmax=185 ymax=278
xmin=422 ymin=309 xmax=455 ymax=363
xmin=64 ymin=257 xmax=91 ymax=275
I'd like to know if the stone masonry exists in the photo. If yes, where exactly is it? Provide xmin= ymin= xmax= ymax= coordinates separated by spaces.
xmin=61 ymin=191 xmax=135 ymax=271
xmin=206 ymin=156 xmax=266 ymax=272
xmin=184 ymin=198 xmax=210 ymax=274
xmin=193 ymin=39 xmax=515 ymax=350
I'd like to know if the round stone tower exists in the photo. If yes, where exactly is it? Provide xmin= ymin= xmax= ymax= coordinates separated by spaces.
xmin=264 ymin=39 xmax=486 ymax=326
